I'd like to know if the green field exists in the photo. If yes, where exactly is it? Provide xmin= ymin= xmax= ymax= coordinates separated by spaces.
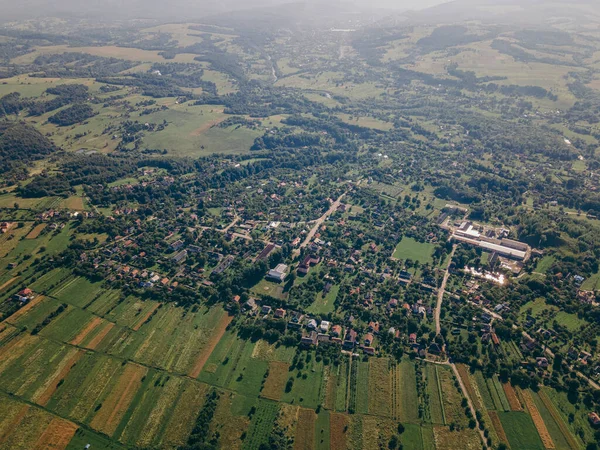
xmin=307 ymin=285 xmax=339 ymax=315
xmin=498 ymin=412 xmax=545 ymax=450
xmin=398 ymin=359 xmax=419 ymax=422
xmin=581 ymin=270 xmax=600 ymax=291
xmin=139 ymin=105 xmax=261 ymax=157
xmin=393 ymin=237 xmax=435 ymax=264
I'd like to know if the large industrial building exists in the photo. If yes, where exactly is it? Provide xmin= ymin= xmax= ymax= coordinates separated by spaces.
xmin=452 ymin=222 xmax=529 ymax=261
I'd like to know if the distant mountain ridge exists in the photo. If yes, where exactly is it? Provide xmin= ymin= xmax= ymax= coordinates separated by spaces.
xmin=402 ymin=0 xmax=600 ymax=26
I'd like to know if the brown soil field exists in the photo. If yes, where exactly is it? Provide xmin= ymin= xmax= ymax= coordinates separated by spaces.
xmin=456 ymin=364 xmax=481 ymax=410
xmin=538 ymin=389 xmax=579 ymax=450
xmin=261 ymin=361 xmax=290 ymax=401
xmin=35 ymin=350 xmax=84 ymax=406
xmin=4 ymin=296 xmax=46 ymax=324
xmin=86 ymin=322 xmax=115 ymax=350
xmin=0 ymin=277 xmax=18 ymax=292
xmin=70 ymin=317 xmax=103 ymax=346
xmin=503 ymin=383 xmax=523 ymax=411
xmin=368 ymin=358 xmax=392 ymax=417
xmin=32 ymin=417 xmax=78 ymax=450
xmin=521 ymin=389 xmax=555 ymax=449
xmin=90 ymin=363 xmax=147 ymax=436
xmin=188 ymin=314 xmax=233 ymax=378
xmin=329 ymin=413 xmax=349 ymax=450
xmin=26 ymin=224 xmax=47 ymax=239
xmin=488 ymin=411 xmax=509 ymax=446
xmin=294 ymin=408 xmax=316 ymax=450
xmin=189 ymin=114 xmax=227 ymax=136
xmin=132 ymin=303 xmax=161 ymax=331
xmin=0 ymin=405 xmax=30 ymax=444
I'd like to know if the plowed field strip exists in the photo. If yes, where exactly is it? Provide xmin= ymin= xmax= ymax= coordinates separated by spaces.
xmin=539 ymin=390 xmax=579 ymax=450
xmin=86 ymin=322 xmax=115 ymax=349
xmin=188 ymin=314 xmax=233 ymax=378
xmin=503 ymin=383 xmax=523 ymax=411
xmin=3 ymin=296 xmax=45 ymax=324
xmin=70 ymin=317 xmax=103 ymax=346
xmin=488 ymin=411 xmax=509 ymax=446
xmin=132 ymin=304 xmax=161 ymax=331
xmin=32 ymin=417 xmax=78 ymax=450
xmin=36 ymin=350 xmax=85 ymax=406
xmin=0 ymin=405 xmax=30 ymax=444
xmin=521 ymin=390 xmax=555 ymax=449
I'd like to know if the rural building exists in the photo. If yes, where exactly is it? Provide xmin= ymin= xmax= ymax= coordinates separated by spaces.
xmin=267 ymin=264 xmax=288 ymax=282
xmin=452 ymin=222 xmax=529 ymax=260
xmin=274 ymin=308 xmax=286 ymax=318
xmin=301 ymin=331 xmax=318 ymax=347
xmin=344 ymin=329 xmax=357 ymax=349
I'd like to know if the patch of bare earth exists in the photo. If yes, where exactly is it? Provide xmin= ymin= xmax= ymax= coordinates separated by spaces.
xmin=188 ymin=314 xmax=233 ymax=378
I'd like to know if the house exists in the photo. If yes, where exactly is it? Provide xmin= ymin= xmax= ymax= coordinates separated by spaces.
xmin=18 ymin=288 xmax=33 ymax=298
xmin=364 ymin=333 xmax=374 ymax=346
xmin=491 ymin=333 xmax=500 ymax=346
xmin=261 ymin=305 xmax=272 ymax=315
xmin=274 ymin=308 xmax=286 ymax=319
xmin=363 ymin=346 xmax=376 ymax=355
xmin=288 ymin=312 xmax=305 ymax=329
xmin=170 ymin=240 xmax=184 ymax=251
xmin=344 ymin=329 xmax=357 ymax=349
xmin=588 ymin=412 xmax=600 ymax=427
xmin=536 ymin=357 xmax=549 ymax=369
xmin=301 ymin=331 xmax=318 ymax=347
xmin=368 ymin=321 xmax=380 ymax=333
xmin=244 ymin=298 xmax=258 ymax=312
xmin=320 ymin=321 xmax=331 ymax=333
xmin=172 ymin=250 xmax=187 ymax=263
xmin=267 ymin=264 xmax=289 ymax=282
xmin=233 ymin=295 xmax=241 ymax=303
xmin=298 ymin=255 xmax=320 ymax=275
xmin=307 ymin=319 xmax=318 ymax=330
xmin=409 ymin=333 xmax=417 ymax=344
xmin=331 ymin=325 xmax=342 ymax=337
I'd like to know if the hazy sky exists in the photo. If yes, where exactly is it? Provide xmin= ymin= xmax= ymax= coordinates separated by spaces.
xmin=0 ymin=0 xmax=452 ymax=22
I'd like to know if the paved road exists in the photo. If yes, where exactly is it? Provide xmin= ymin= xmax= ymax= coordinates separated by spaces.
xmin=435 ymin=244 xmax=457 ymax=336
xmin=292 ymin=192 xmax=346 ymax=259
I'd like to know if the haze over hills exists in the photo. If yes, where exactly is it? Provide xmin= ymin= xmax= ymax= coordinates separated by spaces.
xmin=402 ymin=0 xmax=600 ymax=27
xmin=0 ymin=0 xmax=449 ymax=22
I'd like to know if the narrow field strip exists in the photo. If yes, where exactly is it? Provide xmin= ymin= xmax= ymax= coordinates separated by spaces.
xmin=188 ymin=314 xmax=233 ymax=378
xmin=503 ymin=383 xmax=523 ymax=411
xmin=86 ymin=322 xmax=115 ymax=349
xmin=0 ymin=277 xmax=18 ymax=292
xmin=521 ymin=390 xmax=555 ymax=449
xmin=26 ymin=223 xmax=47 ymax=239
xmin=132 ymin=303 xmax=161 ymax=331
xmin=32 ymin=417 xmax=78 ymax=450
xmin=70 ymin=317 xmax=103 ymax=346
xmin=0 ymin=405 xmax=30 ymax=444
xmin=90 ymin=363 xmax=147 ymax=436
xmin=488 ymin=411 xmax=509 ymax=446
xmin=3 ymin=295 xmax=46 ymax=324
xmin=538 ymin=389 xmax=580 ymax=450
xmin=35 ymin=349 xmax=85 ymax=406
